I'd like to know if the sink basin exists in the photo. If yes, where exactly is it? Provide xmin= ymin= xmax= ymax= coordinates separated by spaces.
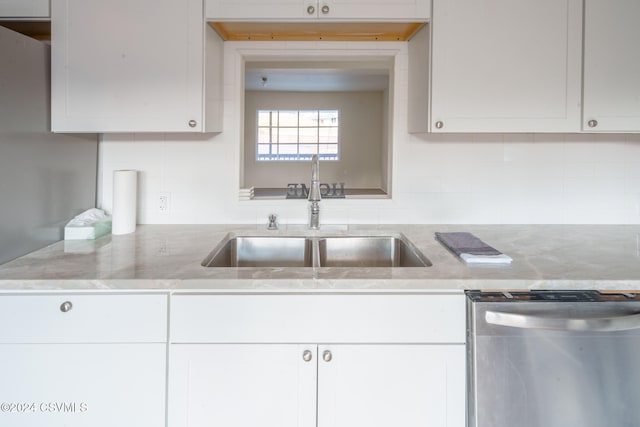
xmin=202 ymin=234 xmax=431 ymax=268
xmin=201 ymin=236 xmax=312 ymax=267
xmin=318 ymin=236 xmax=431 ymax=267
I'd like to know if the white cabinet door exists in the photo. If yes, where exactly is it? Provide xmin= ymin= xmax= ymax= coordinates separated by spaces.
xmin=207 ymin=0 xmax=316 ymax=19
xmin=168 ymin=294 xmax=466 ymax=427
xmin=583 ymin=0 xmax=640 ymax=132
xmin=169 ymin=344 xmax=317 ymax=427
xmin=317 ymin=344 xmax=465 ymax=427
xmin=0 ymin=0 xmax=49 ymax=17
xmin=52 ymin=0 xmax=221 ymax=133
xmin=321 ymin=0 xmax=429 ymax=20
xmin=0 ymin=343 xmax=166 ymax=427
xmin=206 ymin=0 xmax=429 ymax=20
xmin=429 ymin=0 xmax=582 ymax=133
xmin=169 ymin=344 xmax=466 ymax=427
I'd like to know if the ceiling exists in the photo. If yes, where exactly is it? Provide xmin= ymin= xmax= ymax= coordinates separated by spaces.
xmin=245 ymin=65 xmax=390 ymax=92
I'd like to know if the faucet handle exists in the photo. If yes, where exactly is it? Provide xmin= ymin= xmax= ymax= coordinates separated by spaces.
xmin=267 ymin=214 xmax=278 ymax=230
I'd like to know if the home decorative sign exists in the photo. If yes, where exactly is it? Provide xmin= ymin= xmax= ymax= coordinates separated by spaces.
xmin=286 ymin=183 xmax=346 ymax=199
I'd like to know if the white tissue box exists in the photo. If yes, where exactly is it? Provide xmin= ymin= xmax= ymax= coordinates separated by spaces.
xmin=64 ymin=221 xmax=111 ymax=240
xmin=64 ymin=208 xmax=112 ymax=240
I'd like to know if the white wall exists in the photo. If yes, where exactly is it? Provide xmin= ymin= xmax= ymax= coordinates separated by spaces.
xmin=99 ymin=41 xmax=640 ymax=225
xmin=244 ymin=90 xmax=384 ymax=190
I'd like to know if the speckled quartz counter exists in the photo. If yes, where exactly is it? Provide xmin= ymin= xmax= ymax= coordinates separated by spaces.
xmin=0 ymin=224 xmax=639 ymax=291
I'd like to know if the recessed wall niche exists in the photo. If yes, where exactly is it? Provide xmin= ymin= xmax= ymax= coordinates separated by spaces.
xmin=241 ymin=59 xmax=393 ymax=199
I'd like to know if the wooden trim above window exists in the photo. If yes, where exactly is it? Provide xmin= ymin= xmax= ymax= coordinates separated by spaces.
xmin=210 ymin=22 xmax=424 ymax=42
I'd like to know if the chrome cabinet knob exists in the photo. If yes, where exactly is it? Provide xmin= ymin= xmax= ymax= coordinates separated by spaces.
xmin=322 ymin=350 xmax=332 ymax=362
xmin=587 ymin=119 xmax=598 ymax=128
xmin=302 ymin=350 xmax=313 ymax=362
xmin=435 ymin=121 xmax=444 ymax=129
xmin=321 ymin=4 xmax=330 ymax=14
xmin=60 ymin=301 xmax=73 ymax=313
xmin=188 ymin=120 xmax=197 ymax=128
xmin=307 ymin=5 xmax=315 ymax=14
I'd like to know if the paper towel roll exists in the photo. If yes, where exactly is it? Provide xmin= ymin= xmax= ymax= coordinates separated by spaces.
xmin=112 ymin=170 xmax=137 ymax=235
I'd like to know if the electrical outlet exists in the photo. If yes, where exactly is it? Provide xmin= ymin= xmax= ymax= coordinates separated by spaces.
xmin=159 ymin=192 xmax=170 ymax=213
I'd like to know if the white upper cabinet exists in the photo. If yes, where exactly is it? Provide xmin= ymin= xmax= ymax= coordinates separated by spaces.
xmin=424 ymin=0 xmax=582 ymax=133
xmin=316 ymin=0 xmax=429 ymax=20
xmin=207 ymin=0 xmax=316 ymax=19
xmin=206 ymin=0 xmax=429 ymax=20
xmin=0 ymin=0 xmax=49 ymax=17
xmin=583 ymin=0 xmax=640 ymax=132
xmin=51 ymin=0 xmax=223 ymax=133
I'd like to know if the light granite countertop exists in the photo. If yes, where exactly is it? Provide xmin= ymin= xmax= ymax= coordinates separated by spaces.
xmin=0 ymin=224 xmax=639 ymax=292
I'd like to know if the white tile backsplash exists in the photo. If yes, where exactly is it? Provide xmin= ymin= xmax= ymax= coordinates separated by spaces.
xmin=98 ymin=42 xmax=640 ymax=225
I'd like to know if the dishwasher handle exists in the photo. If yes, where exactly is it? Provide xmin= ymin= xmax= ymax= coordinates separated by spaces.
xmin=485 ymin=310 xmax=640 ymax=332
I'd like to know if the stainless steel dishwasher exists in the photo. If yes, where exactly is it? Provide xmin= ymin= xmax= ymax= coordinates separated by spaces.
xmin=467 ymin=290 xmax=640 ymax=427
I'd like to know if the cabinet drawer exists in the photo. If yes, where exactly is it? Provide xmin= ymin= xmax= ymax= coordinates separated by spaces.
xmin=0 ymin=294 xmax=168 ymax=343
xmin=170 ymin=293 xmax=465 ymax=344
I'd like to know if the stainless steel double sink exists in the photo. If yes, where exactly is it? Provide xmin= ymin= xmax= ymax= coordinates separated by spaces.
xmin=202 ymin=234 xmax=432 ymax=268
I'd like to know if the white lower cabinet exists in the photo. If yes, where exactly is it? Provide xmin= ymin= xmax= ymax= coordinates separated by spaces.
xmin=318 ymin=344 xmax=464 ymax=427
xmin=0 ymin=291 xmax=466 ymax=427
xmin=169 ymin=344 xmax=317 ymax=427
xmin=0 ymin=344 xmax=166 ymax=427
xmin=169 ymin=343 xmax=464 ymax=427
xmin=168 ymin=293 xmax=466 ymax=427
xmin=0 ymin=293 xmax=169 ymax=427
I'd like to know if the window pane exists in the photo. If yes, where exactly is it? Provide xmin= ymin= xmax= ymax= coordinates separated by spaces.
xmin=299 ymin=127 xmax=318 ymax=143
xmin=278 ymin=144 xmax=298 ymax=155
xmin=299 ymin=144 xmax=318 ymax=155
xmin=257 ymin=144 xmax=271 ymax=155
xmin=279 ymin=111 xmax=298 ymax=127
xmin=278 ymin=127 xmax=298 ymax=143
xmin=319 ymin=127 xmax=338 ymax=142
xmin=256 ymin=109 xmax=339 ymax=162
xmin=319 ymin=144 xmax=338 ymax=155
xmin=257 ymin=127 xmax=272 ymax=144
xmin=299 ymin=111 xmax=318 ymax=126
xmin=260 ymin=110 xmax=278 ymax=127
xmin=319 ymin=110 xmax=339 ymax=126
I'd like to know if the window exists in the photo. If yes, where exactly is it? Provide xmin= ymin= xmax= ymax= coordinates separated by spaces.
xmin=256 ymin=110 xmax=339 ymax=161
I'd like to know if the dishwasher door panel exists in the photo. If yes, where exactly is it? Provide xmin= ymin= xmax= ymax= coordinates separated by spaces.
xmin=469 ymin=300 xmax=640 ymax=427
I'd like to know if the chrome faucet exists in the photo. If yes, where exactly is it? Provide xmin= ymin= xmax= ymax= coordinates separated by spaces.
xmin=308 ymin=154 xmax=321 ymax=229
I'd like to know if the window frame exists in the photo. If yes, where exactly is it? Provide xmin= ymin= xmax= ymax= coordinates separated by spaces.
xmin=255 ymin=109 xmax=340 ymax=162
